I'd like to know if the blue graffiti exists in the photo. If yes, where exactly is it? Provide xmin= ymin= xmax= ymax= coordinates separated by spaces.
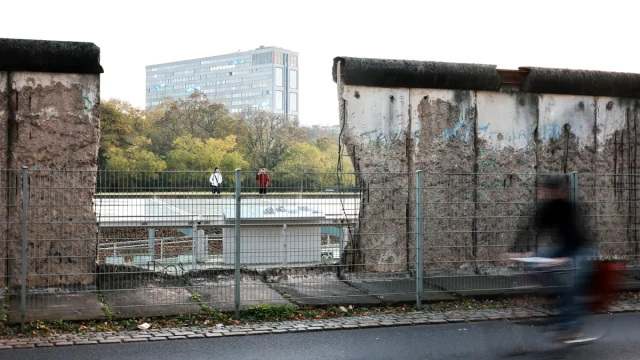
xmin=540 ymin=122 xmax=587 ymax=141
xmin=518 ymin=130 xmax=527 ymax=139
xmin=477 ymin=123 xmax=491 ymax=133
xmin=443 ymin=121 xmax=472 ymax=142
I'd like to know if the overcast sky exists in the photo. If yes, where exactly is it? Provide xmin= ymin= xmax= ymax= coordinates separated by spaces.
xmin=2 ymin=0 xmax=637 ymax=126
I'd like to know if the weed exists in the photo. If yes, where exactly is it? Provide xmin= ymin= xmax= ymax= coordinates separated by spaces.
xmin=241 ymin=304 xmax=298 ymax=322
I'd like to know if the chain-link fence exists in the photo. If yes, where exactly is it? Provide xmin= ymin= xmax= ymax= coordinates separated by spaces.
xmin=1 ymin=168 xmax=638 ymax=331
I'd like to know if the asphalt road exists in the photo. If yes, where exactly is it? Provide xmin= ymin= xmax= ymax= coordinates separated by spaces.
xmin=4 ymin=313 xmax=640 ymax=360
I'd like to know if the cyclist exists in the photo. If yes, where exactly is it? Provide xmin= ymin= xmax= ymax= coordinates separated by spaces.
xmin=511 ymin=175 xmax=595 ymax=342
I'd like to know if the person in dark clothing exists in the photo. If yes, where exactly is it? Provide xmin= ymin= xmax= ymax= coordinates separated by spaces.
xmin=508 ymin=175 xmax=594 ymax=341
xmin=256 ymin=168 xmax=271 ymax=194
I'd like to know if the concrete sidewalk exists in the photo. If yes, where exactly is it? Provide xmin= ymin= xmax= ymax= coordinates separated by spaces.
xmin=4 ymin=271 xmax=640 ymax=323
xmin=1 ymin=298 xmax=639 ymax=351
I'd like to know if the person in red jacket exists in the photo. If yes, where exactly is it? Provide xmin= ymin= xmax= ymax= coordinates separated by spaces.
xmin=256 ymin=168 xmax=271 ymax=194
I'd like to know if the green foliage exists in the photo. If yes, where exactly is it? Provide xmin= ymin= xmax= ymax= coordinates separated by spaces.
xmin=147 ymin=92 xmax=241 ymax=156
xmin=98 ymin=94 xmax=353 ymax=191
xmin=237 ymin=108 xmax=307 ymax=171
xmin=240 ymin=304 xmax=298 ymax=322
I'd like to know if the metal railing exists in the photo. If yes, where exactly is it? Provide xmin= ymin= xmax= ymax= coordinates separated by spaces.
xmin=0 ymin=168 xmax=638 ymax=331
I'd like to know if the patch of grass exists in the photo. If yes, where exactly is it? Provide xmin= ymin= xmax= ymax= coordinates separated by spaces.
xmin=241 ymin=304 xmax=298 ymax=322
xmin=0 ymin=296 xmax=9 ymax=323
xmin=97 ymin=292 xmax=116 ymax=321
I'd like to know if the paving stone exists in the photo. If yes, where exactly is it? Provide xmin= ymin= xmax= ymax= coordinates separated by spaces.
xmin=0 ymin=346 xmax=12 ymax=350
xmin=132 ymin=335 xmax=153 ymax=339
xmin=168 ymin=336 xmax=187 ymax=340
xmin=99 ymin=340 xmax=122 ymax=344
xmin=271 ymin=330 xmax=288 ymax=334
xmin=223 ymin=332 xmax=247 ymax=336
xmin=55 ymin=342 xmax=74 ymax=346
xmin=75 ymin=341 xmax=98 ymax=345
xmin=123 ymin=338 xmax=148 ymax=343
xmin=360 ymin=323 xmax=380 ymax=329
xmin=342 ymin=324 xmax=359 ymax=329
xmin=36 ymin=343 xmax=54 ymax=347
xmin=13 ymin=344 xmax=35 ymax=349
xmin=307 ymin=327 xmax=323 ymax=331
xmin=187 ymin=334 xmax=205 ymax=339
xmin=149 ymin=337 xmax=168 ymax=342
xmin=153 ymin=333 xmax=174 ymax=337
xmin=205 ymin=333 xmax=223 ymax=338
xmin=247 ymin=331 xmax=271 ymax=335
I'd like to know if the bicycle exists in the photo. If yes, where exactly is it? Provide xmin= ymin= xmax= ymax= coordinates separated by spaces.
xmin=483 ymin=256 xmax=623 ymax=357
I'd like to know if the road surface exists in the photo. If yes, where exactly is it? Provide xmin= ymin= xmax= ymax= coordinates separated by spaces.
xmin=5 ymin=313 xmax=640 ymax=360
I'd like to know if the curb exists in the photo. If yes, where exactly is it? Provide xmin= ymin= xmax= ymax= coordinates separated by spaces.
xmin=1 ymin=304 xmax=639 ymax=350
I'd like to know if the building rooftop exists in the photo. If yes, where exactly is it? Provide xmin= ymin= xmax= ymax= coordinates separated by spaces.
xmin=332 ymin=56 xmax=640 ymax=99
xmin=146 ymin=46 xmax=298 ymax=68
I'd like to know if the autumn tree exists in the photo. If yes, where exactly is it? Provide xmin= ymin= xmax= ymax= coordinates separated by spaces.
xmin=238 ymin=109 xmax=306 ymax=171
xmin=274 ymin=138 xmax=355 ymax=190
xmin=165 ymin=134 xmax=249 ymax=188
xmin=147 ymin=92 xmax=243 ymax=156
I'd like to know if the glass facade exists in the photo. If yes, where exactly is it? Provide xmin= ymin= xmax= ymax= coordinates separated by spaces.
xmin=145 ymin=46 xmax=298 ymax=116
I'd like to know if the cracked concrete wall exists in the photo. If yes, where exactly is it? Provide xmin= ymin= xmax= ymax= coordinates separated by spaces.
xmin=0 ymin=72 xmax=7 ymax=288
xmin=339 ymin=85 xmax=640 ymax=272
xmin=340 ymin=86 xmax=413 ymax=272
xmin=4 ymin=72 xmax=100 ymax=288
xmin=412 ymin=90 xmax=476 ymax=272
xmin=474 ymin=92 xmax=538 ymax=268
xmin=595 ymin=98 xmax=640 ymax=261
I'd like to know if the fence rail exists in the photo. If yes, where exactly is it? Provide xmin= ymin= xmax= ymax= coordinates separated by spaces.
xmin=1 ymin=168 xmax=639 ymax=331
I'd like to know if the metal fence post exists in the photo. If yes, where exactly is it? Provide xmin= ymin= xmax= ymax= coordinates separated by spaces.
xmin=570 ymin=171 xmax=579 ymax=218
xmin=234 ymin=168 xmax=242 ymax=320
xmin=415 ymin=171 xmax=424 ymax=310
xmin=570 ymin=171 xmax=579 ymax=282
xmin=20 ymin=166 xmax=28 ymax=333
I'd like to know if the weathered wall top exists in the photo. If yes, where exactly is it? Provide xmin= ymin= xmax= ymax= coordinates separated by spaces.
xmin=333 ymin=56 xmax=640 ymax=98
xmin=520 ymin=67 xmax=640 ymax=98
xmin=0 ymin=38 xmax=103 ymax=74
xmin=332 ymin=56 xmax=501 ymax=91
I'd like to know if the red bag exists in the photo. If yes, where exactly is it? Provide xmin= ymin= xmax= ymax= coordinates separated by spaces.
xmin=589 ymin=261 xmax=624 ymax=311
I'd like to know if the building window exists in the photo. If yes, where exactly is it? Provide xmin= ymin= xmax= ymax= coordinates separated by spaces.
xmin=275 ymin=67 xmax=283 ymax=87
xmin=290 ymin=93 xmax=298 ymax=112
xmin=275 ymin=90 xmax=283 ymax=110
xmin=290 ymin=70 xmax=297 ymax=89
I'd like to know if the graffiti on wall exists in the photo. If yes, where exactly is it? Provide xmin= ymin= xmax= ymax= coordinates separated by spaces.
xmin=477 ymin=123 xmax=531 ymax=150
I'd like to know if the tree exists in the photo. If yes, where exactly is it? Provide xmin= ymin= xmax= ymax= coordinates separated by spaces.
xmin=238 ymin=109 xmax=307 ymax=171
xmin=274 ymin=140 xmax=355 ymax=190
xmin=147 ymin=92 xmax=242 ymax=157
xmin=99 ymin=99 xmax=153 ymax=170
xmin=164 ymin=134 xmax=249 ymax=187
xmin=166 ymin=135 xmax=238 ymax=171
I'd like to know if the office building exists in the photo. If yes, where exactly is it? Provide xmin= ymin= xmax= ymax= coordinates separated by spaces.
xmin=146 ymin=46 xmax=299 ymax=116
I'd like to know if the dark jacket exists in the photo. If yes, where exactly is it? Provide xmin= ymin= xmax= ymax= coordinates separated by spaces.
xmin=535 ymin=198 xmax=586 ymax=258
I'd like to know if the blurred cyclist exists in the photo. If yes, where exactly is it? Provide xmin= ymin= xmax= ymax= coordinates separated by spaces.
xmin=532 ymin=175 xmax=595 ymax=342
